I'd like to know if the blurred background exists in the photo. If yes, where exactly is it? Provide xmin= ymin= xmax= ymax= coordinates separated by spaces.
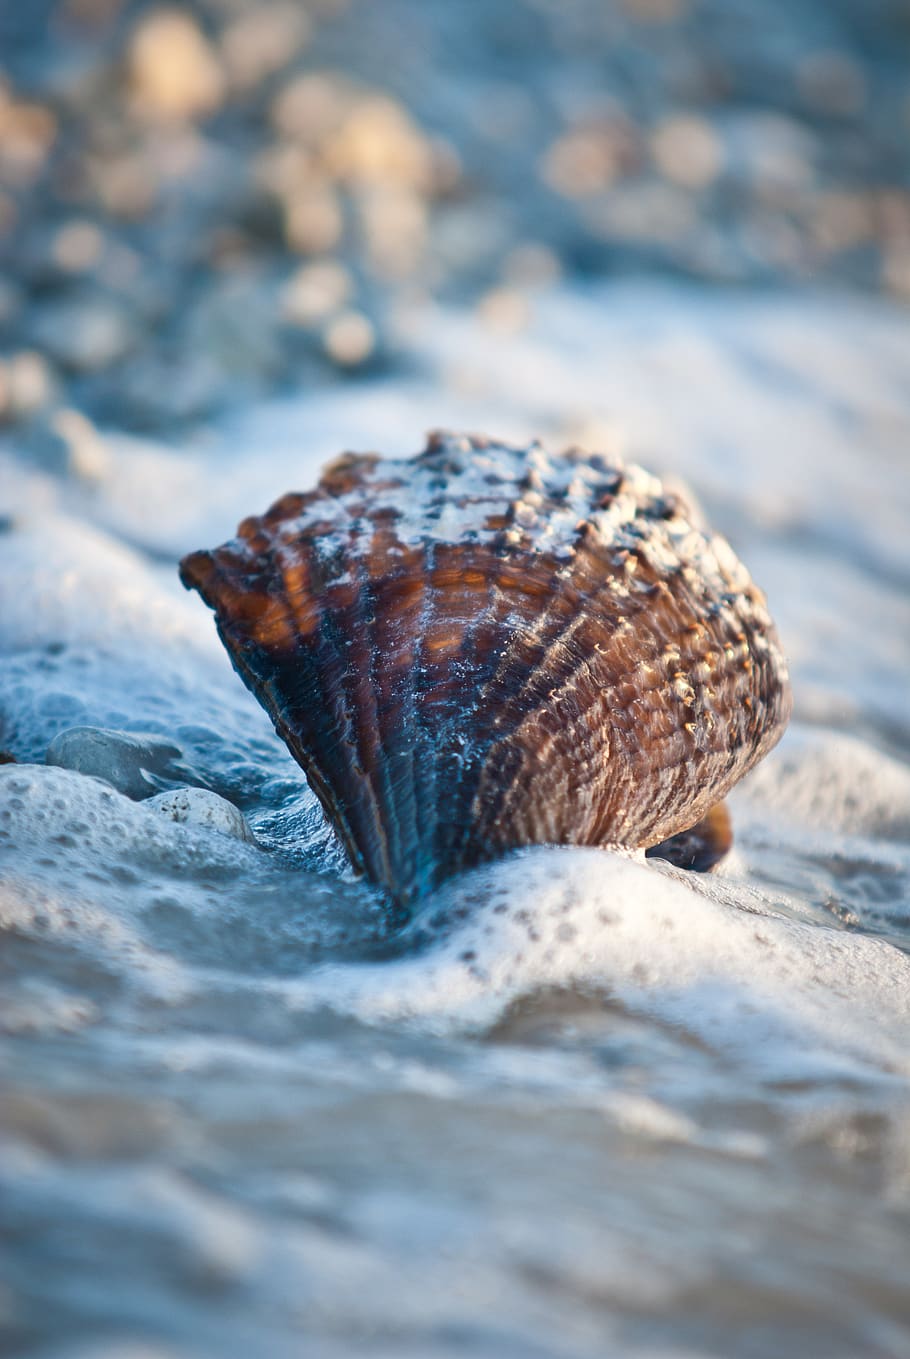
xmin=1 ymin=0 xmax=909 ymax=435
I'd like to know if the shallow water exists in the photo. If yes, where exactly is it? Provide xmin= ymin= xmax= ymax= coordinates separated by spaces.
xmin=2 ymin=282 xmax=910 ymax=1358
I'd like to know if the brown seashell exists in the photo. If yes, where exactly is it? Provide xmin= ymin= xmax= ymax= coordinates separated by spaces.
xmin=180 ymin=431 xmax=791 ymax=907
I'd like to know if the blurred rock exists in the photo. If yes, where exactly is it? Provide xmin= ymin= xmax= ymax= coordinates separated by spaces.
xmin=283 ymin=181 xmax=344 ymax=255
xmin=323 ymin=309 xmax=376 ymax=367
xmin=112 ymin=352 xmax=225 ymax=428
xmin=128 ymin=9 xmax=225 ymax=123
xmin=271 ymin=72 xmax=351 ymax=142
xmin=281 ymin=259 xmax=353 ymax=326
xmin=52 ymin=220 xmax=105 ymax=274
xmin=651 ymin=115 xmax=723 ymax=189
xmin=0 ymin=0 xmax=907 ymax=442
xmin=723 ymin=113 xmax=817 ymax=197
xmin=502 ymin=242 xmax=561 ymax=288
xmin=477 ymin=287 xmax=530 ymax=334
xmin=0 ymin=351 xmax=54 ymax=422
xmin=220 ymin=3 xmax=309 ymax=91
xmin=357 ymin=185 xmax=428 ymax=279
xmin=55 ymin=408 xmax=110 ymax=480
xmin=30 ymin=297 xmax=136 ymax=373
xmin=184 ymin=272 xmax=283 ymax=379
xmin=324 ymin=96 xmax=434 ymax=191
xmin=0 ymin=81 xmax=57 ymax=184
xmin=883 ymin=246 xmax=910 ymax=301
xmin=542 ymin=118 xmax=637 ymax=198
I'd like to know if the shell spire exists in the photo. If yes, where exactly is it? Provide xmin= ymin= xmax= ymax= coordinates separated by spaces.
xmin=180 ymin=431 xmax=791 ymax=907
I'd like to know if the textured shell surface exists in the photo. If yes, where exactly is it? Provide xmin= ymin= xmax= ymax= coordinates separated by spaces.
xmin=180 ymin=431 xmax=792 ymax=907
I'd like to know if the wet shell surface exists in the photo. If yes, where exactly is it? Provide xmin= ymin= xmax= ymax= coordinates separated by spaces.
xmin=180 ymin=431 xmax=791 ymax=907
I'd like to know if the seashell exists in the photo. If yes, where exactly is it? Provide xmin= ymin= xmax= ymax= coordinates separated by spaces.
xmin=180 ymin=431 xmax=791 ymax=907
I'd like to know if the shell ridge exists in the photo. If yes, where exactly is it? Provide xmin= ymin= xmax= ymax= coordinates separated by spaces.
xmin=281 ymin=448 xmax=496 ymax=900
xmin=257 ymin=526 xmax=385 ymax=870
xmin=410 ymin=535 xmax=446 ymax=899
xmin=446 ymin=449 xmax=630 ymax=766
xmin=425 ymin=572 xmax=519 ymax=879
xmin=444 ymin=569 xmax=582 ymax=864
xmin=471 ymin=554 xmax=656 ymax=842
xmin=185 ymin=537 xmax=367 ymax=872
xmin=409 ymin=446 xmax=534 ymax=876
xmin=327 ymin=550 xmax=401 ymax=891
xmin=369 ymin=566 xmax=424 ymax=898
xmin=475 ymin=521 xmax=782 ymax=848
xmin=250 ymin=494 xmax=394 ymax=885
xmin=430 ymin=453 xmax=596 ymax=864
xmin=474 ymin=652 xmax=607 ymax=849
xmin=314 ymin=474 xmax=412 ymax=893
xmin=423 ymin=456 xmax=567 ymax=875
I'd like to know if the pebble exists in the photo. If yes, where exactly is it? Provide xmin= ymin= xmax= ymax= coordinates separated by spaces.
xmin=0 ymin=0 xmax=906 ymax=441
xmin=0 ymin=350 xmax=54 ymax=421
xmin=322 ymin=310 xmax=376 ymax=367
xmin=31 ymin=298 xmax=136 ymax=373
xmin=45 ymin=726 xmax=197 ymax=800
xmin=281 ymin=259 xmax=353 ymax=326
xmin=220 ymin=3 xmax=310 ymax=91
xmin=651 ymin=115 xmax=723 ymax=189
xmin=128 ymin=9 xmax=225 ymax=123
xmin=146 ymin=787 xmax=254 ymax=842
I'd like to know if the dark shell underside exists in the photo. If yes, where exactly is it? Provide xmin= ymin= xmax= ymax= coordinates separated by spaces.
xmin=180 ymin=434 xmax=791 ymax=908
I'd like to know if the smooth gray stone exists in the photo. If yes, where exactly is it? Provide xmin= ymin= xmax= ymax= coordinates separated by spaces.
xmin=45 ymin=726 xmax=198 ymax=800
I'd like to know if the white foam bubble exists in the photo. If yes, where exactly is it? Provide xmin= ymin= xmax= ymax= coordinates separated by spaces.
xmin=279 ymin=846 xmax=910 ymax=1085
xmin=732 ymin=725 xmax=910 ymax=841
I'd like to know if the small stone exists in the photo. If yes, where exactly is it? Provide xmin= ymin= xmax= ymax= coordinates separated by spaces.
xmin=281 ymin=260 xmax=352 ymax=326
xmin=50 ymin=404 xmax=109 ymax=481
xmin=883 ymin=246 xmax=910 ymax=301
xmin=146 ymin=787 xmax=254 ymax=842
xmin=541 ymin=126 xmax=624 ymax=198
xmin=31 ymin=298 xmax=135 ymax=373
xmin=323 ymin=310 xmax=375 ymax=367
xmin=184 ymin=274 xmax=282 ymax=378
xmin=477 ymin=287 xmax=530 ymax=334
xmin=53 ymin=220 xmax=105 ymax=274
xmin=284 ymin=184 xmax=343 ymax=255
xmin=271 ymin=72 xmax=349 ymax=142
xmin=1 ymin=350 xmax=54 ymax=420
xmin=502 ymin=242 xmax=561 ymax=288
xmin=725 ymin=113 xmax=816 ymax=195
xmin=0 ymin=86 xmax=57 ymax=183
xmin=651 ymin=115 xmax=722 ymax=189
xmin=116 ymin=351 xmax=224 ymax=427
xmin=129 ymin=9 xmax=225 ymax=123
xmin=357 ymin=185 xmax=427 ymax=278
xmin=46 ymin=727 xmax=197 ymax=800
xmin=324 ymin=96 xmax=433 ymax=190
xmin=220 ymin=3 xmax=309 ymax=91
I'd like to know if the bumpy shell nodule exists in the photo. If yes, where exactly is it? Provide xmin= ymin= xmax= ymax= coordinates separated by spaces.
xmin=180 ymin=432 xmax=791 ymax=906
